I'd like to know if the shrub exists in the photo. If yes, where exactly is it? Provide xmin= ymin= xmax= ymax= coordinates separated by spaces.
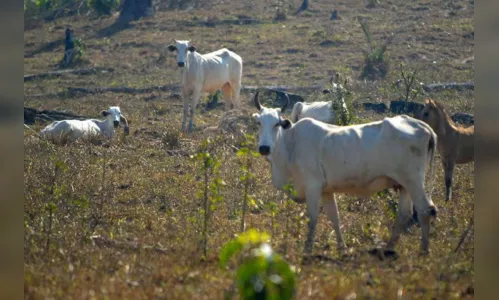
xmin=359 ymin=18 xmax=391 ymax=80
xmin=87 ymin=0 xmax=119 ymax=15
xmin=220 ymin=229 xmax=296 ymax=300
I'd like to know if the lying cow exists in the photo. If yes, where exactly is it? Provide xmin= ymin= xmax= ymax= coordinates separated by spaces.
xmin=40 ymin=106 xmax=129 ymax=143
xmin=252 ymin=92 xmax=438 ymax=255
xmin=168 ymin=40 xmax=243 ymax=132
xmin=290 ymin=83 xmax=348 ymax=124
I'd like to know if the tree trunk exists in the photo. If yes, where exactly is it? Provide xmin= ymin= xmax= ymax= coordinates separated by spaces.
xmin=119 ymin=0 xmax=154 ymax=23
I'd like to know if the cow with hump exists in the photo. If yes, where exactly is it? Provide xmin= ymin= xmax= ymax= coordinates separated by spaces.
xmin=252 ymin=92 xmax=438 ymax=257
xmin=167 ymin=40 xmax=243 ymax=132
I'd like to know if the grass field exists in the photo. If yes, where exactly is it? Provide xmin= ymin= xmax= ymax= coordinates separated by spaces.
xmin=24 ymin=0 xmax=474 ymax=298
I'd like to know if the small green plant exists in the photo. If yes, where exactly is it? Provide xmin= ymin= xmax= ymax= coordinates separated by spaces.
xmin=73 ymin=38 xmax=86 ymax=61
xmin=88 ymin=0 xmax=119 ymax=15
xmin=392 ymin=63 xmax=424 ymax=115
xmin=220 ymin=229 xmax=296 ymax=300
xmin=359 ymin=18 xmax=391 ymax=80
xmin=326 ymin=73 xmax=355 ymax=125
xmin=237 ymin=134 xmax=260 ymax=232
xmin=191 ymin=138 xmax=225 ymax=258
xmin=45 ymin=157 xmax=68 ymax=260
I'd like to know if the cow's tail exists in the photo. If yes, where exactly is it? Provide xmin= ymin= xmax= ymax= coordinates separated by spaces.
xmin=426 ymin=131 xmax=437 ymax=198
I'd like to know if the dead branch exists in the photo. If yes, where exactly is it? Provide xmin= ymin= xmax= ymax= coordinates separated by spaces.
xmin=454 ymin=218 xmax=474 ymax=253
xmin=423 ymin=82 xmax=474 ymax=92
xmin=90 ymin=235 xmax=168 ymax=254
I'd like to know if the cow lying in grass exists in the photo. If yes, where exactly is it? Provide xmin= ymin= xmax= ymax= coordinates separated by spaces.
xmin=40 ymin=106 xmax=129 ymax=143
xmin=290 ymin=83 xmax=349 ymax=125
xmin=167 ymin=40 xmax=243 ymax=132
xmin=252 ymin=92 xmax=438 ymax=256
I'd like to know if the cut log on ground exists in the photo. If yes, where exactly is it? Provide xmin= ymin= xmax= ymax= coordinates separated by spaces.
xmin=24 ymin=67 xmax=115 ymax=82
xmin=24 ymin=107 xmax=89 ymax=125
xmin=389 ymin=100 xmax=425 ymax=115
xmin=451 ymin=112 xmax=474 ymax=126
xmin=423 ymin=82 xmax=474 ymax=92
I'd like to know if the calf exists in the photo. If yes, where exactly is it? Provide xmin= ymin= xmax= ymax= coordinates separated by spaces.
xmin=252 ymin=92 xmax=438 ymax=255
xmin=40 ymin=106 xmax=129 ymax=143
xmin=168 ymin=40 xmax=243 ymax=132
xmin=291 ymin=83 xmax=348 ymax=124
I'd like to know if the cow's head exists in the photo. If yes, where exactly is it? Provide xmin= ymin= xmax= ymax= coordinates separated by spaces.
xmin=252 ymin=92 xmax=291 ymax=157
xmin=167 ymin=40 xmax=197 ymax=68
xmin=101 ymin=106 xmax=128 ymax=131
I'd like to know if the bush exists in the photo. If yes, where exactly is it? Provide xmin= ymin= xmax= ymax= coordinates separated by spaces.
xmin=87 ymin=0 xmax=119 ymax=15
xmin=220 ymin=229 xmax=296 ymax=300
xmin=359 ymin=18 xmax=391 ymax=80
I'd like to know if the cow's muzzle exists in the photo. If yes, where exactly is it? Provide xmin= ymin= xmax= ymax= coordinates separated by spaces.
xmin=259 ymin=146 xmax=270 ymax=156
xmin=113 ymin=120 xmax=120 ymax=128
xmin=178 ymin=62 xmax=185 ymax=67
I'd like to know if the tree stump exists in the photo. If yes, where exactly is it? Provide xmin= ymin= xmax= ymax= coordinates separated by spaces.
xmin=119 ymin=0 xmax=154 ymax=24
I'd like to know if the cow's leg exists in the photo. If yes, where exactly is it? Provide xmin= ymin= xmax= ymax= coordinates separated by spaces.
xmin=221 ymin=83 xmax=233 ymax=110
xmin=181 ymin=100 xmax=189 ymax=132
xmin=443 ymin=159 xmax=455 ymax=201
xmin=323 ymin=194 xmax=346 ymax=252
xmin=188 ymin=89 xmax=201 ymax=132
xmin=387 ymin=187 xmax=413 ymax=250
xmin=407 ymin=183 xmax=437 ymax=255
xmin=231 ymin=80 xmax=241 ymax=109
xmin=304 ymin=186 xmax=321 ymax=254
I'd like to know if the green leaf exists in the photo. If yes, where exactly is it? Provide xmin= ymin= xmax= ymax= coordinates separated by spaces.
xmin=219 ymin=239 xmax=244 ymax=268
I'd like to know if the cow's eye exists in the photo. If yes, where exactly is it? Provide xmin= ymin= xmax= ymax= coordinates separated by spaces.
xmin=274 ymin=123 xmax=280 ymax=128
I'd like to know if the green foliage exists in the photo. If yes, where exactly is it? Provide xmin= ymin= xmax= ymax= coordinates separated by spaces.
xmin=25 ymin=0 xmax=73 ymax=15
xmin=87 ymin=0 xmax=119 ymax=15
xmin=191 ymin=138 xmax=225 ymax=258
xmin=73 ymin=38 xmax=86 ymax=61
xmin=237 ymin=134 xmax=260 ymax=232
xmin=220 ymin=229 xmax=296 ymax=300
xmin=392 ymin=63 xmax=424 ymax=115
xmin=326 ymin=73 xmax=355 ymax=126
xmin=359 ymin=18 xmax=390 ymax=80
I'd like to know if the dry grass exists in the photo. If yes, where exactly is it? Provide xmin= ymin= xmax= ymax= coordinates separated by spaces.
xmin=24 ymin=0 xmax=474 ymax=298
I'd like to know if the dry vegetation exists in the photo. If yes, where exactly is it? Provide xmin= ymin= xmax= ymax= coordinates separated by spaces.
xmin=24 ymin=0 xmax=474 ymax=298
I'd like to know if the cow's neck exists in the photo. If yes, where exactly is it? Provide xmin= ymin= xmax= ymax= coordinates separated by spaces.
xmin=270 ymin=127 xmax=292 ymax=190
xmin=185 ymin=51 xmax=201 ymax=70
xmin=94 ymin=118 xmax=115 ymax=138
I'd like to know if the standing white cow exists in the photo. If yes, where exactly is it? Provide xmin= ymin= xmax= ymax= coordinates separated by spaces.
xmin=167 ymin=40 xmax=243 ymax=132
xmin=252 ymin=92 xmax=438 ymax=256
xmin=290 ymin=83 xmax=349 ymax=124
xmin=40 ymin=106 xmax=129 ymax=143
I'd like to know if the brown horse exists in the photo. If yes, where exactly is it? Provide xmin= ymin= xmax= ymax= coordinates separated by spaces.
xmin=419 ymin=99 xmax=474 ymax=201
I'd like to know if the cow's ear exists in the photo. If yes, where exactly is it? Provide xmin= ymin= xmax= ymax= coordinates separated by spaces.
xmin=188 ymin=45 xmax=196 ymax=52
xmin=167 ymin=45 xmax=177 ymax=52
xmin=280 ymin=119 xmax=292 ymax=129
xmin=101 ymin=110 xmax=109 ymax=117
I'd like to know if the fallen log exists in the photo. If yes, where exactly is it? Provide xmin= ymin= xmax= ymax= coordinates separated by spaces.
xmin=25 ymin=85 xmax=319 ymax=103
xmin=24 ymin=67 xmax=115 ymax=82
xmin=423 ymin=82 xmax=474 ymax=92
xmin=24 ymin=107 xmax=89 ymax=125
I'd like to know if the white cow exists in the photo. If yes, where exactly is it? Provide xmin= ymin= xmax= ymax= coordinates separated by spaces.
xmin=167 ymin=40 xmax=243 ymax=132
xmin=40 ymin=106 xmax=129 ymax=143
xmin=290 ymin=84 xmax=348 ymax=124
xmin=252 ymin=92 xmax=438 ymax=256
